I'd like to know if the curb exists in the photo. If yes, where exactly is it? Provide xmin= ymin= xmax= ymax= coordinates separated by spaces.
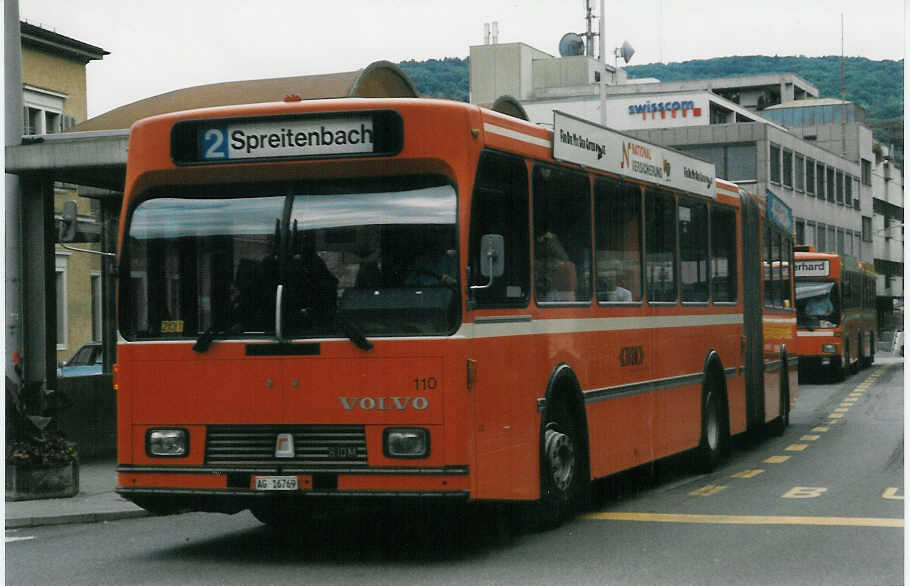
xmin=6 ymin=508 xmax=150 ymax=529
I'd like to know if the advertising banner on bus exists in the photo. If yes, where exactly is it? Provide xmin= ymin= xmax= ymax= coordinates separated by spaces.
xmin=552 ymin=110 xmax=716 ymax=197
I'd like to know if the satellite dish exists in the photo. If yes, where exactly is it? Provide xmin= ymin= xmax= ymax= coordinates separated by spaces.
xmin=559 ymin=32 xmax=585 ymax=57
xmin=617 ymin=40 xmax=636 ymax=64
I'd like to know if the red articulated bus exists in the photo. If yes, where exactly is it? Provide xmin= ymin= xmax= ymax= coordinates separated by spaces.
xmin=794 ymin=247 xmax=877 ymax=380
xmin=115 ymin=99 xmax=797 ymax=527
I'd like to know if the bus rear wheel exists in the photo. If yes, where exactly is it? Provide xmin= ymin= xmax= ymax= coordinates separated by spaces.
xmin=535 ymin=399 xmax=583 ymax=530
xmin=695 ymin=385 xmax=725 ymax=473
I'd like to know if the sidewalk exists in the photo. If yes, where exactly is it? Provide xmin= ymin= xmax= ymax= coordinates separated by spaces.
xmin=5 ymin=457 xmax=148 ymax=529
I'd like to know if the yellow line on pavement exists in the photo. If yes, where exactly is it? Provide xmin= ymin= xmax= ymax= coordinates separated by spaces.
xmin=584 ymin=512 xmax=904 ymax=528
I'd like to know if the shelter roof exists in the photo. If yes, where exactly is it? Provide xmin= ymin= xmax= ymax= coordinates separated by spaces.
xmin=73 ymin=60 xmax=419 ymax=132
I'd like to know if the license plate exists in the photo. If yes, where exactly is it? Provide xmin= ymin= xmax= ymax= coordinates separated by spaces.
xmin=254 ymin=476 xmax=299 ymax=491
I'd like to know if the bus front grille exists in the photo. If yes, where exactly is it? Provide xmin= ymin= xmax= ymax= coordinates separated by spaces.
xmin=205 ymin=425 xmax=367 ymax=466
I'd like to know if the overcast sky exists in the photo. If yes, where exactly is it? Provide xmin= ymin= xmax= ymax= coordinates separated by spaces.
xmin=18 ymin=0 xmax=907 ymax=118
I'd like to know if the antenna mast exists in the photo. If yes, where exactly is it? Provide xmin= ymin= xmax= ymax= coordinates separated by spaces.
xmin=841 ymin=13 xmax=847 ymax=157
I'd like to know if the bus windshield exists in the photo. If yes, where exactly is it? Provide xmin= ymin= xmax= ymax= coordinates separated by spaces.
xmin=121 ymin=177 xmax=459 ymax=341
xmin=795 ymin=281 xmax=839 ymax=328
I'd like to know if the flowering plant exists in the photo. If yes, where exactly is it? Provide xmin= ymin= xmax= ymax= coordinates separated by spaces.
xmin=7 ymin=431 xmax=78 ymax=467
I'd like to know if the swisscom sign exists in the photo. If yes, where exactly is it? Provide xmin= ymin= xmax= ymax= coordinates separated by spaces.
xmin=552 ymin=110 xmax=716 ymax=197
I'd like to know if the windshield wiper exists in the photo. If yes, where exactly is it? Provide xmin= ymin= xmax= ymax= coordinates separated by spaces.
xmin=193 ymin=327 xmax=221 ymax=353
xmin=336 ymin=313 xmax=373 ymax=352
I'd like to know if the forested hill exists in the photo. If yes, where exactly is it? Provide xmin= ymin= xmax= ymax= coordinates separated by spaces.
xmin=397 ymin=55 xmax=903 ymax=158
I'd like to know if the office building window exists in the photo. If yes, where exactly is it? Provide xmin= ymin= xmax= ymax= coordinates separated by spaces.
xmin=816 ymin=162 xmax=825 ymax=198
xmin=826 ymin=167 xmax=835 ymax=203
xmin=805 ymin=158 xmax=815 ymax=196
xmin=726 ymin=144 xmax=757 ymax=181
xmin=782 ymin=149 xmax=793 ymax=188
xmin=678 ymin=143 xmax=756 ymax=182
xmin=861 ymin=159 xmax=872 ymax=186
xmin=794 ymin=154 xmax=805 ymax=192
xmin=836 ymin=171 xmax=844 ymax=205
xmin=55 ymin=254 xmax=68 ymax=350
xmin=845 ymin=175 xmax=853 ymax=209
xmin=837 ymin=229 xmax=845 ymax=254
xmin=23 ymin=86 xmax=72 ymax=136
xmin=795 ymin=219 xmax=805 ymax=244
xmin=769 ymin=144 xmax=781 ymax=184
xmin=806 ymin=221 xmax=816 ymax=248
xmin=846 ymin=231 xmax=853 ymax=256
xmin=862 ymin=217 xmax=873 ymax=242
xmin=91 ymin=272 xmax=103 ymax=342
xmin=827 ymin=226 xmax=836 ymax=252
xmin=816 ymin=223 xmax=826 ymax=251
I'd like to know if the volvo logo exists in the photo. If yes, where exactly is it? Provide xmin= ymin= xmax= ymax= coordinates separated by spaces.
xmin=339 ymin=396 xmax=429 ymax=411
xmin=274 ymin=433 xmax=295 ymax=458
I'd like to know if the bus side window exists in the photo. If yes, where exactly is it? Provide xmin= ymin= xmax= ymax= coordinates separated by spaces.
xmin=679 ymin=198 xmax=709 ymax=302
xmin=532 ymin=165 xmax=592 ymax=304
xmin=710 ymin=205 xmax=737 ymax=302
xmin=594 ymin=178 xmax=642 ymax=302
xmin=468 ymin=152 xmax=530 ymax=307
xmin=645 ymin=188 xmax=677 ymax=302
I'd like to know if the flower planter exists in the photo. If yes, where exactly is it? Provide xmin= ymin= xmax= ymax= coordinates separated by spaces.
xmin=6 ymin=461 xmax=79 ymax=501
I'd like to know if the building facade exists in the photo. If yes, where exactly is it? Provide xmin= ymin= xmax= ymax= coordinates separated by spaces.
xmin=469 ymin=41 xmax=903 ymax=332
xmin=20 ymin=22 xmax=108 ymax=364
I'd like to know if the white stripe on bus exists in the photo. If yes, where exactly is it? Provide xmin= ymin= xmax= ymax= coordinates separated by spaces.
xmin=483 ymin=123 xmax=551 ymax=148
xmin=461 ymin=313 xmax=745 ymax=339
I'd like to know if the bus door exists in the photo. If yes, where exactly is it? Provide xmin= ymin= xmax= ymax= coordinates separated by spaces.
xmin=467 ymin=151 xmax=533 ymax=499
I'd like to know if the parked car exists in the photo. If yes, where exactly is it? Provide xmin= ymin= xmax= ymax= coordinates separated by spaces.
xmin=58 ymin=342 xmax=103 ymax=377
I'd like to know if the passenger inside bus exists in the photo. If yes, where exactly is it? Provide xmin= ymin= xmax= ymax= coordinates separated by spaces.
xmin=404 ymin=226 xmax=457 ymax=287
xmin=600 ymin=260 xmax=632 ymax=302
xmin=287 ymin=231 xmax=338 ymax=331
xmin=535 ymin=231 xmax=577 ymax=301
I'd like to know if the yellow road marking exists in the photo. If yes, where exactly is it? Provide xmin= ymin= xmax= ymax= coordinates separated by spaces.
xmin=731 ymin=469 xmax=764 ymax=479
xmin=782 ymin=486 xmax=828 ymax=498
xmin=834 ymin=407 xmax=849 ymax=413
xmin=584 ymin=512 xmax=903 ymax=528
xmin=811 ymin=426 xmax=829 ymax=432
xmin=786 ymin=444 xmax=808 ymax=451
xmin=801 ymin=435 xmax=820 ymax=441
xmin=828 ymin=413 xmax=844 ymax=419
xmin=765 ymin=455 xmax=791 ymax=464
xmin=690 ymin=485 xmax=727 ymax=496
xmin=883 ymin=487 xmax=904 ymax=500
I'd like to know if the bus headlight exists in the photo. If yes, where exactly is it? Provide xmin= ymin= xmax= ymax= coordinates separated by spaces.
xmin=822 ymin=344 xmax=838 ymax=354
xmin=384 ymin=428 xmax=429 ymax=458
xmin=147 ymin=429 xmax=188 ymax=457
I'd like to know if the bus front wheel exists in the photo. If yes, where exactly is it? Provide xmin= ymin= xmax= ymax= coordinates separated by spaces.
xmin=535 ymin=399 xmax=583 ymax=530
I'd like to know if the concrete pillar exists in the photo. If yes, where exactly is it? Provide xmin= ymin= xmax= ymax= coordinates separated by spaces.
xmin=5 ymin=0 xmax=23 ymax=384
xmin=20 ymin=176 xmax=57 ymax=392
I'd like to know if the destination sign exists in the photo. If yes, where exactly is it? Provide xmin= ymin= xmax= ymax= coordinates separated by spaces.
xmin=795 ymin=260 xmax=830 ymax=278
xmin=171 ymin=110 xmax=403 ymax=165
xmin=552 ymin=110 xmax=717 ymax=197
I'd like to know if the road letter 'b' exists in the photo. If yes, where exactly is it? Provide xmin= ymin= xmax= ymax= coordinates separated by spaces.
xmin=782 ymin=486 xmax=828 ymax=499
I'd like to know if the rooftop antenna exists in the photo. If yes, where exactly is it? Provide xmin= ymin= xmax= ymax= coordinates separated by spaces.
xmin=841 ymin=13 xmax=847 ymax=157
xmin=583 ymin=0 xmax=596 ymax=57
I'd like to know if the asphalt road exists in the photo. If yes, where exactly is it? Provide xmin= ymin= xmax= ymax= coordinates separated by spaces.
xmin=6 ymin=358 xmax=904 ymax=585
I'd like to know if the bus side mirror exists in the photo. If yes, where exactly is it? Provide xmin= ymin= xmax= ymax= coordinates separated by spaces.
xmin=471 ymin=234 xmax=504 ymax=291
xmin=59 ymin=200 xmax=77 ymax=243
